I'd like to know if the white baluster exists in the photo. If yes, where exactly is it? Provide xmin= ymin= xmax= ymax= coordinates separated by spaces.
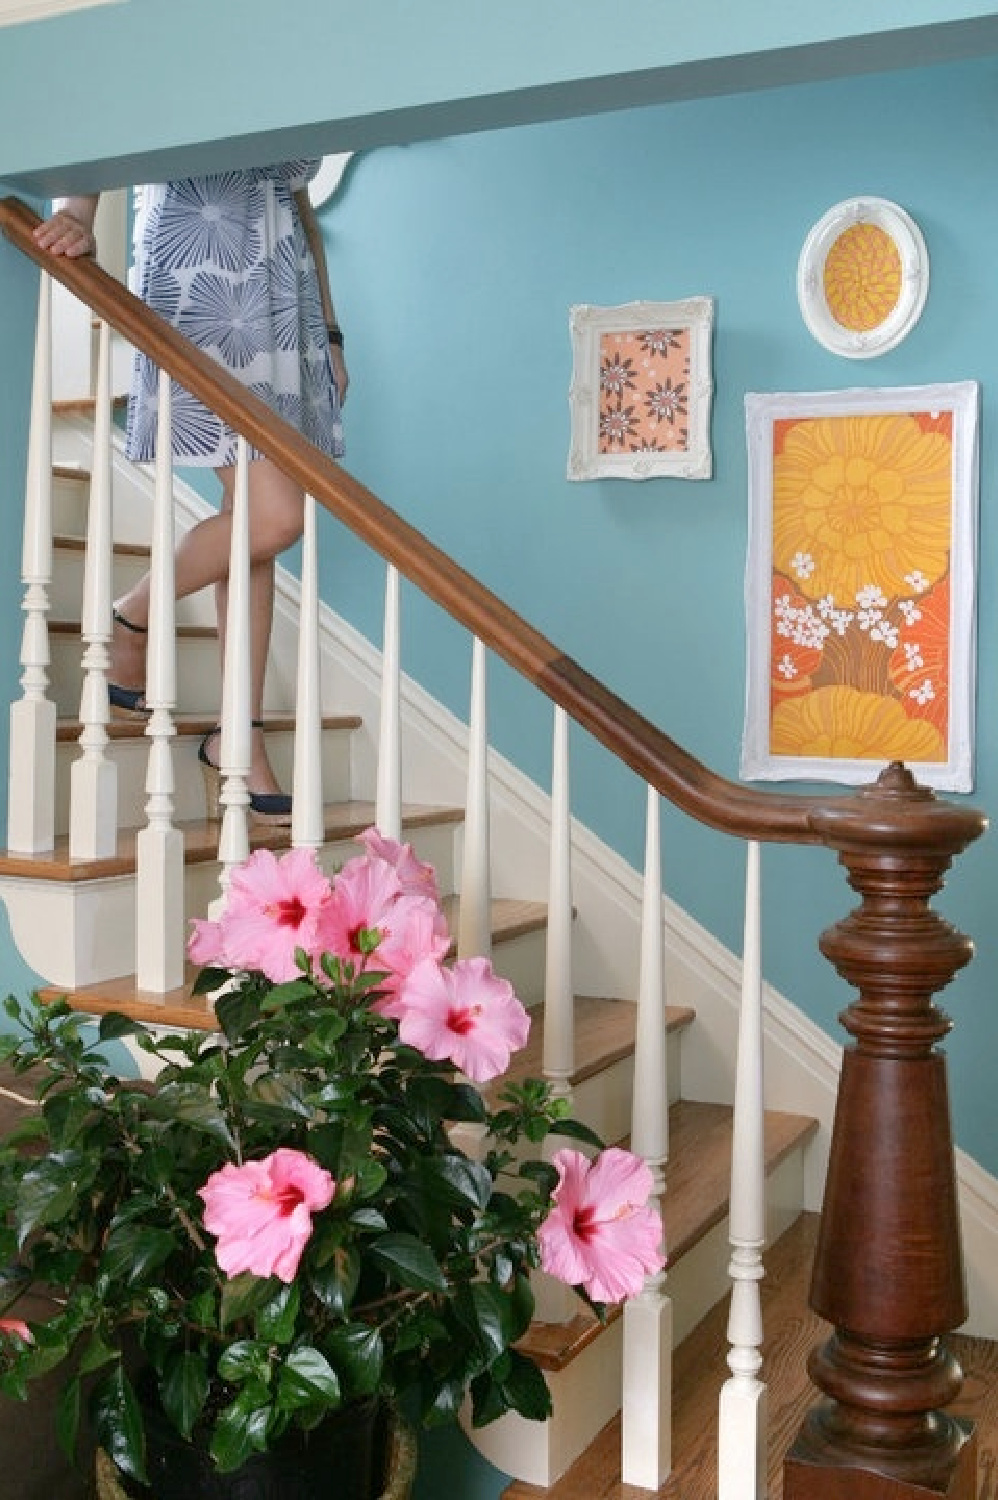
xmin=458 ymin=637 xmax=491 ymax=960
xmin=533 ymin=704 xmax=576 ymax=1322
xmin=291 ymin=493 xmax=323 ymax=850
xmin=8 ymin=271 xmax=56 ymax=854
xmin=622 ymin=784 xmax=672 ymax=1489
xmin=70 ymin=319 xmax=117 ymax=859
xmin=542 ymin=705 xmax=573 ymax=1099
xmin=210 ymin=436 xmax=252 ymax=914
xmin=135 ymin=371 xmax=184 ymax=992
xmin=375 ymin=563 xmax=401 ymax=840
xmin=718 ymin=839 xmax=768 ymax=1500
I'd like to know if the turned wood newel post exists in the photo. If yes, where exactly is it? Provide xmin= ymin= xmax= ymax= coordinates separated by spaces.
xmin=784 ymin=764 xmax=987 ymax=1500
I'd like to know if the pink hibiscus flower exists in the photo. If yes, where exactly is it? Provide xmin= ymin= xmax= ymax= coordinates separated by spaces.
xmin=313 ymin=853 xmax=406 ymax=970
xmin=189 ymin=848 xmax=333 ymax=981
xmin=389 ymin=955 xmax=530 ymax=1082
xmin=371 ymin=902 xmax=451 ymax=1005
xmin=357 ymin=828 xmax=441 ymax=904
xmin=537 ymin=1147 xmax=665 ymax=1304
xmin=199 ymin=1148 xmax=336 ymax=1283
xmin=187 ymin=917 xmax=226 ymax=968
xmin=0 ymin=1318 xmax=32 ymax=1343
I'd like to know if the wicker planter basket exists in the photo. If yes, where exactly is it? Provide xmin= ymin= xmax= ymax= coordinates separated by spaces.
xmin=95 ymin=1406 xmax=418 ymax=1500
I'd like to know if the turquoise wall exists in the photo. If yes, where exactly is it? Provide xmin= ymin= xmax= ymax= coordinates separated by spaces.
xmin=317 ymin=57 xmax=998 ymax=1175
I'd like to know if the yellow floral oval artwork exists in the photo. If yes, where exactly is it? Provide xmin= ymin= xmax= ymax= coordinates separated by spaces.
xmin=772 ymin=412 xmax=952 ymax=603
xmin=823 ymin=222 xmax=902 ymax=332
xmin=770 ymin=685 xmax=945 ymax=763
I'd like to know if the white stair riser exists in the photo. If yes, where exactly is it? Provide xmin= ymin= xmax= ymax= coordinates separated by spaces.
xmin=51 ymin=634 xmax=222 ymax=717
xmin=53 ymin=726 xmax=356 ymax=835
xmin=51 ymin=546 xmax=217 ymax=629
xmin=0 ymin=873 xmax=137 ymax=990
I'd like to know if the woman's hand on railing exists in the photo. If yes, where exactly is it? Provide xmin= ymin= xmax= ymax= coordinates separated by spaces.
xmin=32 ymin=194 xmax=99 ymax=258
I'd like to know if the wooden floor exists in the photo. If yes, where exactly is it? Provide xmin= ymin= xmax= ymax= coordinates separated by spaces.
xmin=506 ymin=1213 xmax=998 ymax=1500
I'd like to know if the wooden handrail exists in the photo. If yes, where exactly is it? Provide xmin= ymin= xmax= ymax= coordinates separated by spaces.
xmin=4 ymin=190 xmax=970 ymax=855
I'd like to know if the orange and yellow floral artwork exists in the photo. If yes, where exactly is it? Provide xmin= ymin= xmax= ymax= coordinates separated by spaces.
xmin=822 ymin=222 xmax=902 ymax=333
xmin=768 ymin=409 xmax=953 ymax=765
xmin=597 ymin=328 xmax=691 ymax=455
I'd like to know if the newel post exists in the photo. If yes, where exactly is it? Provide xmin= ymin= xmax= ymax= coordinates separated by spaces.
xmin=784 ymin=764 xmax=986 ymax=1500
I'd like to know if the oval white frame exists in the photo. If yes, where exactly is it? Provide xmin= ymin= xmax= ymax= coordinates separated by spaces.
xmin=797 ymin=197 xmax=929 ymax=359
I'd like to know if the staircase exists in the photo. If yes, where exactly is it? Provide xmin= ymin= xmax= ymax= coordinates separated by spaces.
xmin=0 ymin=404 xmax=825 ymax=1493
xmin=1 ymin=195 xmax=992 ymax=1500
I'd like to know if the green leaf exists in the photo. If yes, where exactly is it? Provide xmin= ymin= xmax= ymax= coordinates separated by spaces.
xmin=276 ymin=1347 xmax=341 ymax=1411
xmin=97 ymin=1012 xmax=150 ymax=1044
xmin=247 ymin=1072 xmax=311 ymax=1118
xmin=220 ymin=1272 xmax=280 ymax=1331
xmin=15 ymin=1151 xmax=99 ymax=1246
xmin=548 ymin=1116 xmax=605 ymax=1149
xmin=308 ymin=1243 xmax=360 ymax=1316
xmin=90 ymin=1364 xmax=147 ymax=1486
xmin=147 ymin=1084 xmax=235 ymax=1149
xmin=191 ymin=966 xmax=233 ymax=997
xmin=210 ymin=1385 xmax=272 ymax=1472
xmin=368 ymin=1233 xmax=448 ymax=1292
xmin=214 ymin=988 xmax=263 ymax=1041
xmin=218 ymin=1340 xmax=270 ymax=1385
xmin=55 ymin=1372 xmax=81 ymax=1462
xmin=160 ymin=1351 xmax=209 ymax=1440
xmin=78 ymin=1332 xmax=118 ymax=1376
xmin=324 ymin=1324 xmax=383 ymax=1397
xmin=100 ymin=1222 xmax=175 ymax=1287
xmin=456 ymin=1281 xmax=511 ymax=1363
xmin=256 ymin=1281 xmax=300 ymax=1344
xmin=499 ymin=1348 xmax=552 ymax=1421
xmin=419 ymin=1153 xmax=493 ymax=1212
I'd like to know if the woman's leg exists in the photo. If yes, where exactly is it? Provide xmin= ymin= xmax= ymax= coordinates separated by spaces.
xmin=112 ymin=457 xmax=306 ymax=794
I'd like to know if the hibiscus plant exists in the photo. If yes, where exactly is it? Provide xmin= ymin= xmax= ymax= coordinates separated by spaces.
xmin=0 ymin=830 xmax=663 ymax=1487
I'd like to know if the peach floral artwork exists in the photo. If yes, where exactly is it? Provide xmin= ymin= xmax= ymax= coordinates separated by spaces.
xmin=743 ymin=383 xmax=979 ymax=792
xmin=598 ymin=329 xmax=690 ymax=455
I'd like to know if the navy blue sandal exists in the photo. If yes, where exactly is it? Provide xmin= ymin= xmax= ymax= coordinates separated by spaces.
xmin=109 ymin=609 xmax=149 ymax=716
xmin=198 ymin=723 xmax=293 ymax=825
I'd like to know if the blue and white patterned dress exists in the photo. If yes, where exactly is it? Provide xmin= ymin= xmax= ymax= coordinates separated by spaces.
xmin=125 ymin=160 xmax=344 ymax=467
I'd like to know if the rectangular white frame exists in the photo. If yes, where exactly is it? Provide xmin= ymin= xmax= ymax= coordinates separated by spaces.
xmin=567 ymin=298 xmax=714 ymax=481
xmin=741 ymin=382 xmax=979 ymax=792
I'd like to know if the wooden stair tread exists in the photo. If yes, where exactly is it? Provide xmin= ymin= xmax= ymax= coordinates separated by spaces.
xmin=505 ymin=1213 xmax=998 ymax=1500
xmin=46 ymin=896 xmax=547 ymax=1030
xmin=500 ymin=994 xmax=695 ymax=1090
xmin=55 ymin=531 xmax=150 ymax=558
xmin=52 ymin=396 xmax=127 ymax=416
xmin=52 ymin=462 xmax=90 ymax=480
xmin=49 ymin=617 xmax=216 ymax=639
xmin=0 ymin=801 xmax=464 ymax=882
xmin=517 ymin=1100 xmax=818 ymax=1372
xmin=55 ymin=710 xmax=363 ymax=742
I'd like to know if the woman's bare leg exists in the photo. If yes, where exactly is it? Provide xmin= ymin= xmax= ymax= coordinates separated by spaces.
xmin=112 ymin=457 xmax=306 ymax=795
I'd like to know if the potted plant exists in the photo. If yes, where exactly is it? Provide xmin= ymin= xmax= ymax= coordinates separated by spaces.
xmin=0 ymin=830 xmax=664 ymax=1499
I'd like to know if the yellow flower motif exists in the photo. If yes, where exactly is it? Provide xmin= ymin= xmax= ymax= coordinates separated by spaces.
xmin=773 ymin=414 xmax=952 ymax=603
xmin=770 ymin=684 xmax=945 ymax=764
xmin=823 ymin=223 xmax=901 ymax=332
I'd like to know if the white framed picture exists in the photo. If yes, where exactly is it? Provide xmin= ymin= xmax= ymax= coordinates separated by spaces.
xmin=741 ymin=382 xmax=979 ymax=792
xmin=567 ymin=298 xmax=714 ymax=481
